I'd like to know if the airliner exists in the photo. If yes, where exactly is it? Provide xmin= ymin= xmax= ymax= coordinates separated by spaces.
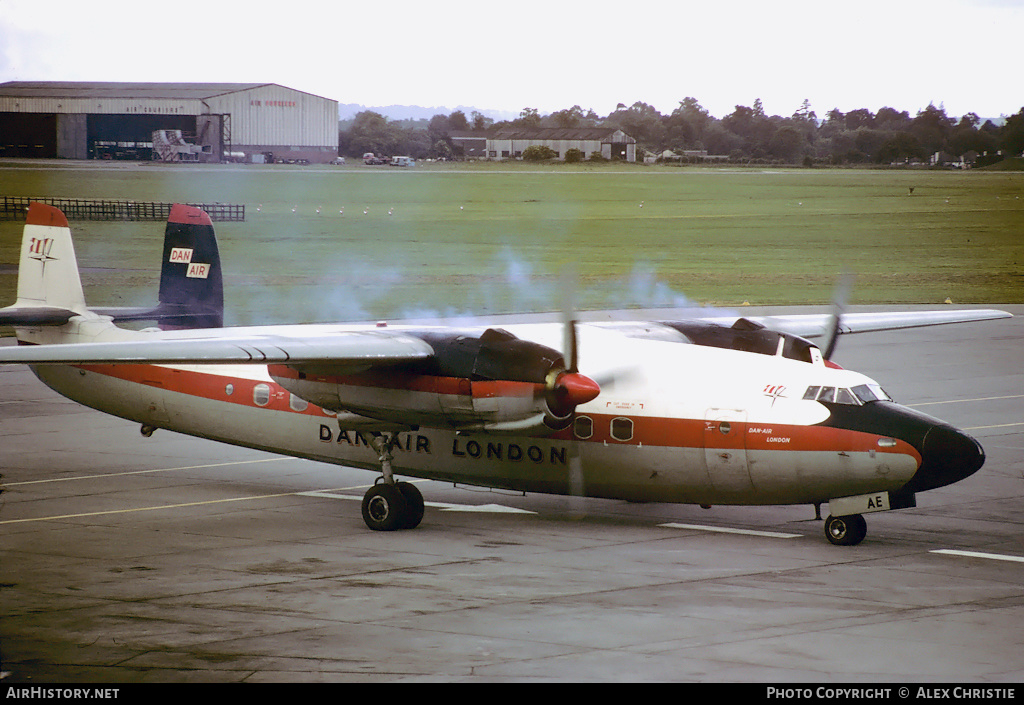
xmin=0 ymin=202 xmax=1009 ymax=545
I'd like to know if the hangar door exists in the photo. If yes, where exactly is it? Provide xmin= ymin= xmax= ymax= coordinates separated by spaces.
xmin=88 ymin=114 xmax=196 ymax=160
xmin=0 ymin=113 xmax=57 ymax=158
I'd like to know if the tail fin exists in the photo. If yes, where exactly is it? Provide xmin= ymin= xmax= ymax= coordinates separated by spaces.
xmin=1 ymin=202 xmax=224 ymax=330
xmin=91 ymin=203 xmax=225 ymax=329
xmin=155 ymin=204 xmax=224 ymax=329
xmin=0 ymin=202 xmax=88 ymax=326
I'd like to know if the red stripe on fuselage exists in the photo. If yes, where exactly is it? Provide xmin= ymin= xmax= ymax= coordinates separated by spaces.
xmin=75 ymin=363 xmax=331 ymax=417
xmin=73 ymin=363 xmax=920 ymax=464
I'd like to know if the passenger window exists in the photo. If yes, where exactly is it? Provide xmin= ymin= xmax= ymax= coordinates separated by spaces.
xmin=817 ymin=387 xmax=836 ymax=403
xmin=574 ymin=415 xmax=593 ymax=440
xmin=253 ymin=383 xmax=271 ymax=407
xmin=289 ymin=394 xmax=308 ymax=412
xmin=610 ymin=417 xmax=633 ymax=442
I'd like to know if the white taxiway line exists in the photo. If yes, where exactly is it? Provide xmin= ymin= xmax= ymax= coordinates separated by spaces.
xmin=908 ymin=394 xmax=1024 ymax=408
xmin=931 ymin=549 xmax=1024 ymax=564
xmin=659 ymin=522 xmax=801 ymax=539
xmin=3 ymin=457 xmax=293 ymax=486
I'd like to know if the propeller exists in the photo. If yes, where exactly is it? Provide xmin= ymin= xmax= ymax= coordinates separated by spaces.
xmin=559 ymin=263 xmax=589 ymax=519
xmin=543 ymin=264 xmax=601 ymax=417
xmin=822 ymin=272 xmax=854 ymax=361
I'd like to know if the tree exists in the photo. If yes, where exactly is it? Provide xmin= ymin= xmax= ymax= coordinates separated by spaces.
xmin=792 ymin=98 xmax=816 ymax=124
xmin=665 ymin=97 xmax=711 ymax=149
xmin=448 ymin=110 xmax=469 ymax=132
xmin=875 ymin=107 xmax=911 ymax=131
xmin=603 ymin=101 xmax=665 ymax=151
xmin=345 ymin=111 xmax=403 ymax=156
xmin=427 ymin=113 xmax=451 ymax=141
xmin=516 ymin=107 xmax=542 ymax=127
xmin=844 ymin=108 xmax=875 ymax=130
xmin=909 ymin=103 xmax=953 ymax=156
xmin=876 ymin=132 xmax=924 ymax=163
xmin=470 ymin=111 xmax=492 ymax=131
xmin=768 ymin=125 xmax=806 ymax=162
xmin=1000 ymin=107 xmax=1024 ymax=157
xmin=549 ymin=105 xmax=586 ymax=128
xmin=723 ymin=105 xmax=757 ymax=137
xmin=949 ymin=113 xmax=995 ymax=157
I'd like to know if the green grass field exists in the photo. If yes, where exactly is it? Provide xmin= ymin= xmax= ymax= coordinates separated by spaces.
xmin=2 ymin=160 xmax=1022 ymax=325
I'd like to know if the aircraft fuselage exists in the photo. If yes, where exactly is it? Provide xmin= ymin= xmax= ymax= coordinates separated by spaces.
xmin=24 ymin=319 xmax=981 ymax=508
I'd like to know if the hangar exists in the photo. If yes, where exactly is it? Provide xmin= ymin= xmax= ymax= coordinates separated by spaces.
xmin=0 ymin=82 xmax=340 ymax=163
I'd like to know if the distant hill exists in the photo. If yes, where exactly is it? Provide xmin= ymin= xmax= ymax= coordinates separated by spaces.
xmin=338 ymin=103 xmax=518 ymax=123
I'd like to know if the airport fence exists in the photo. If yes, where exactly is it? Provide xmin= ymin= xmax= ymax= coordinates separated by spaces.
xmin=0 ymin=197 xmax=245 ymax=222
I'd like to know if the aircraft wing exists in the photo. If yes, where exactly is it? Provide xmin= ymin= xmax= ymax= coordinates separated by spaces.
xmin=0 ymin=330 xmax=434 ymax=371
xmin=743 ymin=308 xmax=1012 ymax=339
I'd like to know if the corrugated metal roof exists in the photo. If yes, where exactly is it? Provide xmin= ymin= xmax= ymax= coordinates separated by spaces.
xmin=491 ymin=127 xmax=635 ymax=142
xmin=0 ymin=81 xmax=333 ymax=101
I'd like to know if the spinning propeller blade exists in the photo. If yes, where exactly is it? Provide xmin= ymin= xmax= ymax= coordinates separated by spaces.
xmin=823 ymin=272 xmax=854 ymax=361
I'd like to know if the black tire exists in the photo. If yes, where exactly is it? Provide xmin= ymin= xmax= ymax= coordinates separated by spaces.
xmin=824 ymin=514 xmax=867 ymax=546
xmin=395 ymin=481 xmax=425 ymax=530
xmin=361 ymin=483 xmax=408 ymax=532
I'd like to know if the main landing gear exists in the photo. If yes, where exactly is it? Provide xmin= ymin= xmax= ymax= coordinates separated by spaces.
xmin=361 ymin=432 xmax=424 ymax=531
xmin=824 ymin=513 xmax=867 ymax=546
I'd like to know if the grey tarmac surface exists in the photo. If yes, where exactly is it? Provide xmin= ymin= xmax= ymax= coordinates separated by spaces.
xmin=1 ymin=306 xmax=1022 ymax=683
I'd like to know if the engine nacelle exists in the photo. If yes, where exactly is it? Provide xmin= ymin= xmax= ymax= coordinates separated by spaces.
xmin=269 ymin=327 xmax=599 ymax=435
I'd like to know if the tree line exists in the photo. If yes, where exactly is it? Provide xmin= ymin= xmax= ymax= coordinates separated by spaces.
xmin=339 ymin=99 xmax=1024 ymax=166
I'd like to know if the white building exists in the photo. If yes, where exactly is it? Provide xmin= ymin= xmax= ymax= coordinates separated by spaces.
xmin=484 ymin=127 xmax=636 ymax=162
xmin=0 ymin=82 xmax=339 ymax=163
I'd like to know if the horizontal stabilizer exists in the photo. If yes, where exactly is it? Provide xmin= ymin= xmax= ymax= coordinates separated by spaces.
xmin=0 ymin=306 xmax=80 ymax=326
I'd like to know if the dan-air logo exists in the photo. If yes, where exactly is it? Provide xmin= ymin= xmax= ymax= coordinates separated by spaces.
xmin=169 ymin=247 xmax=193 ymax=263
xmin=763 ymin=384 xmax=787 ymax=407
xmin=169 ymin=248 xmax=209 ymax=278
xmin=28 ymin=237 xmax=57 ymax=275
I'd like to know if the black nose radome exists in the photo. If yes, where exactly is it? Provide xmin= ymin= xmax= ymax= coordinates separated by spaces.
xmin=902 ymin=423 xmax=985 ymax=493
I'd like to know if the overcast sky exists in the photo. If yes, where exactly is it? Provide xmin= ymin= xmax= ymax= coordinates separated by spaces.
xmin=1 ymin=0 xmax=1020 ymax=120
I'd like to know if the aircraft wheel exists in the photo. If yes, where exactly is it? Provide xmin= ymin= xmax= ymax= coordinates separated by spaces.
xmin=361 ymin=483 xmax=409 ymax=532
xmin=824 ymin=514 xmax=867 ymax=546
xmin=396 ymin=481 xmax=425 ymax=530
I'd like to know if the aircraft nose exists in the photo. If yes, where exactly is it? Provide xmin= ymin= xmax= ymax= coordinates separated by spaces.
xmin=902 ymin=422 xmax=985 ymax=493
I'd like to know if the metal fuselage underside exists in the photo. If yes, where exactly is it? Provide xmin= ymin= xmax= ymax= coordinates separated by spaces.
xmin=24 ymin=319 xmax=969 ymax=506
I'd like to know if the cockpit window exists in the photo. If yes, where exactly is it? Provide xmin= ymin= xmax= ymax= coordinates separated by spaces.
xmin=852 ymin=384 xmax=892 ymax=403
xmin=836 ymin=388 xmax=857 ymax=405
xmin=804 ymin=385 xmax=881 ymax=405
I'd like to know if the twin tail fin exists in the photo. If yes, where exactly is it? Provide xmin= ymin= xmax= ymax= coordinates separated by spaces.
xmin=0 ymin=202 xmax=224 ymax=330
